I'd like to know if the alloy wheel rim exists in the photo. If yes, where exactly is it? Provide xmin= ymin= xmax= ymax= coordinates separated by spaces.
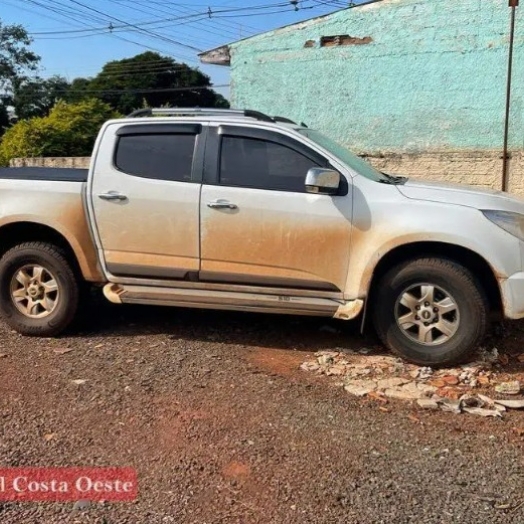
xmin=10 ymin=264 xmax=60 ymax=319
xmin=395 ymin=283 xmax=460 ymax=346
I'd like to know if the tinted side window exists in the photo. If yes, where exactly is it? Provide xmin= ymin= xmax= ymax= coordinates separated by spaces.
xmin=220 ymin=136 xmax=320 ymax=192
xmin=115 ymin=134 xmax=196 ymax=182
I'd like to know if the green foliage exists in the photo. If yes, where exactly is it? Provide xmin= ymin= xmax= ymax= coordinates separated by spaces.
xmin=0 ymin=99 xmax=119 ymax=163
xmin=12 ymin=75 xmax=71 ymax=119
xmin=86 ymin=51 xmax=229 ymax=114
xmin=0 ymin=19 xmax=40 ymax=135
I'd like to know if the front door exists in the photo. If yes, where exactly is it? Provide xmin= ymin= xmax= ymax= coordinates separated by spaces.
xmin=90 ymin=123 xmax=202 ymax=279
xmin=200 ymin=127 xmax=352 ymax=291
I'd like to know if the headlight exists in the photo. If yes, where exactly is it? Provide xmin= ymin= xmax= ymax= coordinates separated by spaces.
xmin=482 ymin=210 xmax=524 ymax=241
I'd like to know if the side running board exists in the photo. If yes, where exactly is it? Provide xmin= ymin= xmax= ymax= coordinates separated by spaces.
xmin=103 ymin=283 xmax=363 ymax=320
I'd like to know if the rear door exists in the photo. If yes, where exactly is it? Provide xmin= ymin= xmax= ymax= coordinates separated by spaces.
xmin=199 ymin=125 xmax=352 ymax=291
xmin=90 ymin=122 xmax=203 ymax=279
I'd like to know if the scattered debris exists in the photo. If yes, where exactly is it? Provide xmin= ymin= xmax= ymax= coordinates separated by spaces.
xmin=495 ymin=381 xmax=521 ymax=395
xmin=344 ymin=380 xmax=376 ymax=397
xmin=300 ymin=350 xmax=524 ymax=417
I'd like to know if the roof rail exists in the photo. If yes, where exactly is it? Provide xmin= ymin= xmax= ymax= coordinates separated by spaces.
xmin=126 ymin=107 xmax=274 ymax=122
xmin=273 ymin=116 xmax=297 ymax=124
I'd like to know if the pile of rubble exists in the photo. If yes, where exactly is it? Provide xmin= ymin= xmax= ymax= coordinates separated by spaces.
xmin=300 ymin=350 xmax=524 ymax=417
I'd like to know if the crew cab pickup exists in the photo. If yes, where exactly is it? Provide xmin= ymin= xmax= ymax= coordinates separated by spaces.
xmin=0 ymin=107 xmax=523 ymax=365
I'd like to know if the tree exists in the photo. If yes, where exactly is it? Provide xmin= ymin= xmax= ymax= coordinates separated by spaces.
xmin=87 ymin=52 xmax=229 ymax=114
xmin=0 ymin=19 xmax=40 ymax=134
xmin=12 ymin=75 xmax=71 ymax=119
xmin=0 ymin=99 xmax=119 ymax=165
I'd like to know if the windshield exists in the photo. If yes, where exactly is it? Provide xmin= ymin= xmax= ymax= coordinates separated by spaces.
xmin=298 ymin=128 xmax=388 ymax=183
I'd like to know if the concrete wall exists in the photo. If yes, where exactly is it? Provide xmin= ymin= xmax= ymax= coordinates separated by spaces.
xmin=12 ymin=152 xmax=524 ymax=194
xmin=10 ymin=157 xmax=91 ymax=168
xmin=229 ymin=0 xmax=523 ymax=156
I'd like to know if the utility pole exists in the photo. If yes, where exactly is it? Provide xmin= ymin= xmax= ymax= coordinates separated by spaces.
xmin=502 ymin=0 xmax=519 ymax=192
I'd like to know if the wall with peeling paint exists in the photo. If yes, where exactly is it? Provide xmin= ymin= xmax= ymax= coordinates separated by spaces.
xmin=229 ymin=0 xmax=523 ymax=157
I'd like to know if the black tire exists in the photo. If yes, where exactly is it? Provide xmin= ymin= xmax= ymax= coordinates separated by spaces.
xmin=373 ymin=257 xmax=487 ymax=366
xmin=0 ymin=242 xmax=79 ymax=336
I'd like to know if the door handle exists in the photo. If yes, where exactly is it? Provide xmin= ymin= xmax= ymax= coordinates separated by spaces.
xmin=98 ymin=191 xmax=128 ymax=202
xmin=207 ymin=200 xmax=238 ymax=210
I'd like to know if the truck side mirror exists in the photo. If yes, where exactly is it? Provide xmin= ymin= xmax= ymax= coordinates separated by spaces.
xmin=305 ymin=168 xmax=340 ymax=195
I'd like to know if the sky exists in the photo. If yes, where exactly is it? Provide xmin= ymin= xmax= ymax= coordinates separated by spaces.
xmin=1 ymin=0 xmax=358 ymax=99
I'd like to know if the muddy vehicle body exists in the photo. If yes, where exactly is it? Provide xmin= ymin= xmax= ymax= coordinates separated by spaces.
xmin=0 ymin=108 xmax=522 ymax=365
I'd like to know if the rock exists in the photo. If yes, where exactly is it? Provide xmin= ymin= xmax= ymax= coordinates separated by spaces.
xmin=326 ymin=364 xmax=346 ymax=376
xmin=71 ymin=379 xmax=88 ymax=385
xmin=417 ymin=398 xmax=439 ymax=410
xmin=317 ymin=355 xmax=334 ymax=367
xmin=316 ymin=351 xmax=340 ymax=358
xmin=418 ymin=367 xmax=434 ymax=379
xmin=72 ymin=500 xmax=91 ymax=511
xmin=495 ymin=381 xmax=521 ymax=395
xmin=428 ymin=379 xmax=447 ymax=388
xmin=416 ymin=383 xmax=438 ymax=394
xmin=442 ymin=375 xmax=460 ymax=386
xmin=349 ymin=364 xmax=373 ymax=377
xmin=376 ymin=377 xmax=410 ymax=390
xmin=493 ymin=399 xmax=524 ymax=409
xmin=517 ymin=354 xmax=524 ymax=363
xmin=383 ymin=386 xmax=422 ymax=401
xmin=439 ymin=399 xmax=462 ymax=414
xmin=462 ymin=407 xmax=502 ymax=418
xmin=300 ymin=362 xmax=320 ymax=372
xmin=437 ymin=387 xmax=461 ymax=400
xmin=344 ymin=380 xmax=377 ymax=397
xmin=477 ymin=376 xmax=491 ymax=386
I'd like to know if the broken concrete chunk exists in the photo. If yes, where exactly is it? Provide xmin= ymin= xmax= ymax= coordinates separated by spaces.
xmin=417 ymin=398 xmax=439 ymax=410
xmin=462 ymin=407 xmax=502 ymax=418
xmin=326 ymin=364 xmax=347 ymax=376
xmin=493 ymin=399 xmax=524 ymax=409
xmin=495 ymin=381 xmax=521 ymax=395
xmin=344 ymin=380 xmax=377 ymax=397
xmin=439 ymin=399 xmax=462 ymax=414
xmin=318 ymin=355 xmax=335 ymax=366
xmin=383 ymin=387 xmax=421 ymax=401
xmin=376 ymin=377 xmax=410 ymax=390
xmin=300 ymin=362 xmax=320 ymax=372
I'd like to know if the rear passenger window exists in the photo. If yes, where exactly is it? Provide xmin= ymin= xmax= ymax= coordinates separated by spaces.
xmin=220 ymin=136 xmax=320 ymax=192
xmin=115 ymin=134 xmax=195 ymax=182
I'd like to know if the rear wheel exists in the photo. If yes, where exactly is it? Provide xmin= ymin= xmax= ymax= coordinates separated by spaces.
xmin=0 ymin=242 xmax=79 ymax=336
xmin=373 ymin=257 xmax=488 ymax=366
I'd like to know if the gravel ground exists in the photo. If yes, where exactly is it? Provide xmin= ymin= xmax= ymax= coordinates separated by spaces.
xmin=0 ymin=301 xmax=523 ymax=523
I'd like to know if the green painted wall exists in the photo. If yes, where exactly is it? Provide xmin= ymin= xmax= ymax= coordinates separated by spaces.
xmin=229 ymin=0 xmax=523 ymax=154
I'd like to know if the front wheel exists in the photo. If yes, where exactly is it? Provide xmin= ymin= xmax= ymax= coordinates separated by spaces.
xmin=373 ymin=258 xmax=488 ymax=366
xmin=0 ymin=242 xmax=79 ymax=336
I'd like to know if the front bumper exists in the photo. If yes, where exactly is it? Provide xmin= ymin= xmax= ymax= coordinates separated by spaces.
xmin=500 ymin=272 xmax=524 ymax=319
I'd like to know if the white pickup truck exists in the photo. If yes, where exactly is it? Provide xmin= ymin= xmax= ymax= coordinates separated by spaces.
xmin=0 ymin=107 xmax=523 ymax=366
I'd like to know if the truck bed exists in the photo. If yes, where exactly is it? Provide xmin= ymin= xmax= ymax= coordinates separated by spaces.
xmin=0 ymin=167 xmax=88 ymax=183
